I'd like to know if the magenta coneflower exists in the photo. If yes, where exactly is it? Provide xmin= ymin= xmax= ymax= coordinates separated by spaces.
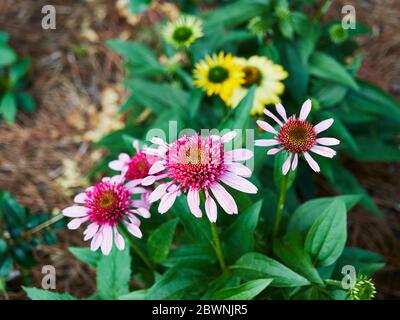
xmin=255 ymin=99 xmax=340 ymax=175
xmin=62 ymin=175 xmax=145 ymax=255
xmin=108 ymin=140 xmax=159 ymax=218
xmin=141 ymin=132 xmax=258 ymax=222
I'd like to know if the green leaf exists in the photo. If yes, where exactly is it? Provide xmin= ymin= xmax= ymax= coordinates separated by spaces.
xmin=69 ymin=247 xmax=101 ymax=268
xmin=162 ymin=244 xmax=216 ymax=268
xmin=273 ymin=233 xmax=323 ymax=284
xmin=0 ymin=92 xmax=17 ymax=123
xmin=0 ymin=32 xmax=10 ymax=43
xmin=96 ymin=247 xmax=131 ymax=299
xmin=274 ymin=151 xmax=296 ymax=190
xmin=218 ymin=86 xmax=255 ymax=130
xmin=0 ymin=44 xmax=17 ymax=67
xmin=287 ymin=194 xmax=362 ymax=233
xmin=305 ymin=199 xmax=347 ymax=267
xmin=231 ymin=252 xmax=310 ymax=287
xmin=296 ymin=21 xmax=321 ymax=65
xmin=147 ymin=219 xmax=178 ymax=264
xmin=16 ymin=92 xmax=36 ymax=113
xmin=128 ymin=0 xmax=151 ymax=13
xmin=118 ymin=289 xmax=148 ymax=300
xmin=348 ymin=136 xmax=400 ymax=162
xmin=309 ymin=51 xmax=359 ymax=90
xmin=23 ymin=287 xmax=77 ymax=300
xmin=211 ymin=279 xmax=272 ymax=300
xmin=223 ymin=200 xmax=262 ymax=262
xmin=10 ymin=58 xmax=30 ymax=84
xmin=201 ymin=272 xmax=240 ymax=300
xmin=1 ymin=195 xmax=27 ymax=228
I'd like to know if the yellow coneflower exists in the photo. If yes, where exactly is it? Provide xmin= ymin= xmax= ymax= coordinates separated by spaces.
xmin=227 ymin=56 xmax=288 ymax=115
xmin=162 ymin=15 xmax=203 ymax=48
xmin=193 ymin=52 xmax=245 ymax=102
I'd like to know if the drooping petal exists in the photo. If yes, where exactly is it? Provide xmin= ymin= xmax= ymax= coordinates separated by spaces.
xmin=299 ymin=99 xmax=312 ymax=120
xmin=291 ymin=153 xmax=298 ymax=170
xmin=135 ymin=207 xmax=151 ymax=218
xmin=210 ymin=183 xmax=238 ymax=215
xmin=303 ymin=152 xmax=320 ymax=172
xmin=126 ymin=222 xmax=142 ymax=238
xmin=205 ymin=194 xmax=217 ymax=223
xmin=256 ymin=120 xmax=278 ymax=134
xmin=101 ymin=225 xmax=113 ymax=255
xmin=221 ymin=131 xmax=237 ymax=143
xmin=275 ymin=103 xmax=288 ymax=122
xmin=83 ymin=223 xmax=99 ymax=241
xmin=220 ymin=172 xmax=258 ymax=194
xmin=62 ymin=206 xmax=88 ymax=218
xmin=187 ymin=188 xmax=202 ymax=218
xmin=226 ymin=162 xmax=252 ymax=177
xmin=254 ymin=139 xmax=279 ymax=147
xmin=267 ymin=147 xmax=284 ymax=155
xmin=74 ymin=193 xmax=87 ymax=204
xmin=310 ymin=145 xmax=336 ymax=158
xmin=314 ymin=118 xmax=334 ymax=134
xmin=90 ymin=230 xmax=103 ymax=251
xmin=263 ymin=109 xmax=283 ymax=126
xmin=125 ymin=179 xmax=142 ymax=189
xmin=148 ymin=160 xmax=165 ymax=175
xmin=114 ymin=226 xmax=125 ymax=251
xmin=282 ymin=153 xmax=292 ymax=175
xmin=108 ymin=160 xmax=124 ymax=171
xmin=148 ymin=183 xmax=168 ymax=203
xmin=127 ymin=186 xmax=147 ymax=194
xmin=67 ymin=217 xmax=88 ymax=230
xmin=128 ymin=212 xmax=141 ymax=226
xmin=316 ymin=137 xmax=340 ymax=146
xmin=142 ymin=176 xmax=157 ymax=186
xmin=158 ymin=191 xmax=178 ymax=214
xmin=225 ymin=149 xmax=253 ymax=161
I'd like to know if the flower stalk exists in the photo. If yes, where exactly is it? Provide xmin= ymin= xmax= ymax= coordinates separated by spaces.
xmin=210 ymin=222 xmax=227 ymax=272
xmin=272 ymin=173 xmax=289 ymax=242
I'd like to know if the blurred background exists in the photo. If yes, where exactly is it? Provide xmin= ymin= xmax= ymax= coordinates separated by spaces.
xmin=0 ymin=0 xmax=399 ymax=299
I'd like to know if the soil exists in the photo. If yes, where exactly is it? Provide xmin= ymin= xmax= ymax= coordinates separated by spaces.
xmin=0 ymin=0 xmax=398 ymax=299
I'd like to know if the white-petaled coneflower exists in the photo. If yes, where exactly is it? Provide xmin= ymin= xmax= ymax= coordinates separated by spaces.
xmin=162 ymin=15 xmax=203 ymax=48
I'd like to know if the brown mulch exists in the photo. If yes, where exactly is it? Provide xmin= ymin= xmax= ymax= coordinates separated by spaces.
xmin=0 ymin=0 xmax=399 ymax=299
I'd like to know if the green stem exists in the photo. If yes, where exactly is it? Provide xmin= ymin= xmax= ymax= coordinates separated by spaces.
xmin=210 ymin=222 xmax=227 ymax=272
xmin=120 ymin=224 xmax=155 ymax=272
xmin=272 ymin=174 xmax=289 ymax=243
xmin=325 ymin=279 xmax=343 ymax=288
xmin=315 ymin=0 xmax=333 ymax=21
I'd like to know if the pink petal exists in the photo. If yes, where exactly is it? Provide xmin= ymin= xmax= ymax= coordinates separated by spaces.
xmin=254 ymin=139 xmax=279 ymax=147
xmin=187 ymin=188 xmax=202 ymax=218
xmin=149 ymin=183 xmax=168 ymax=203
xmin=73 ymin=193 xmax=87 ymax=204
xmin=304 ymin=152 xmax=320 ymax=172
xmin=291 ymin=153 xmax=298 ymax=170
xmin=221 ymin=131 xmax=237 ymax=143
xmin=299 ymin=99 xmax=312 ymax=120
xmin=84 ymin=223 xmax=99 ymax=241
xmin=282 ymin=153 xmax=292 ymax=175
xmin=142 ymin=176 xmax=157 ymax=186
xmin=133 ymin=140 xmax=140 ymax=152
xmin=150 ymin=137 xmax=166 ymax=146
xmin=267 ymin=147 xmax=284 ymax=155
xmin=63 ymin=206 xmax=88 ymax=218
xmin=143 ymin=147 xmax=163 ymax=157
xmin=110 ymin=175 xmax=123 ymax=184
xmin=310 ymin=145 xmax=336 ymax=158
xmin=67 ymin=217 xmax=88 ymax=230
xmin=125 ymin=179 xmax=142 ymax=189
xmin=91 ymin=230 xmax=103 ymax=251
xmin=109 ymin=160 xmax=124 ymax=171
xmin=210 ymin=183 xmax=238 ymax=215
xmin=263 ymin=109 xmax=283 ymax=126
xmin=256 ymin=120 xmax=278 ymax=134
xmin=128 ymin=212 xmax=141 ymax=226
xmin=135 ymin=208 xmax=151 ymax=218
xmin=314 ymin=118 xmax=334 ymax=134
xmin=127 ymin=186 xmax=147 ymax=194
xmin=126 ymin=222 xmax=142 ymax=238
xmin=114 ymin=226 xmax=125 ymax=251
xmin=158 ymin=191 xmax=178 ymax=214
xmin=119 ymin=153 xmax=130 ymax=162
xmin=225 ymin=149 xmax=253 ymax=161
xmin=275 ymin=103 xmax=287 ymax=121
xmin=226 ymin=162 xmax=252 ymax=177
xmin=316 ymin=137 xmax=340 ymax=146
xmin=205 ymin=194 xmax=217 ymax=223
xmin=220 ymin=172 xmax=258 ymax=194
xmin=101 ymin=225 xmax=113 ymax=255
xmin=148 ymin=160 xmax=165 ymax=175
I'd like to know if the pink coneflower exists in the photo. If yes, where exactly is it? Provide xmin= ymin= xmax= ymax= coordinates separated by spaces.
xmin=255 ymin=99 xmax=340 ymax=175
xmin=108 ymin=140 xmax=159 ymax=218
xmin=62 ymin=176 xmax=145 ymax=255
xmin=141 ymin=132 xmax=258 ymax=222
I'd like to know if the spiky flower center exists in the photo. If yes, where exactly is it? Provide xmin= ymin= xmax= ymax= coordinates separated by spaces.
xmin=350 ymin=277 xmax=376 ymax=300
xmin=208 ymin=66 xmax=229 ymax=83
xmin=125 ymin=152 xmax=157 ymax=181
xmin=172 ymin=26 xmax=193 ymax=42
xmin=85 ymin=181 xmax=131 ymax=225
xmin=242 ymin=66 xmax=262 ymax=87
xmin=277 ymin=116 xmax=316 ymax=153
xmin=165 ymin=135 xmax=226 ymax=191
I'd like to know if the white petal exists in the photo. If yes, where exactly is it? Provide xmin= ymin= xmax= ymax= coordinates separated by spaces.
xmin=119 ymin=153 xmax=130 ymax=162
xmin=158 ymin=191 xmax=178 ymax=214
xmin=314 ymin=118 xmax=334 ymax=134
xmin=291 ymin=153 xmax=298 ymax=170
xmin=210 ymin=183 xmax=238 ymax=215
xmin=62 ymin=206 xmax=88 ymax=218
xmin=205 ymin=194 xmax=217 ymax=223
xmin=220 ymin=172 xmax=258 ymax=194
xmin=73 ymin=193 xmax=87 ymax=204
xmin=109 ymin=160 xmax=124 ymax=171
xmin=225 ymin=149 xmax=253 ymax=161
xmin=67 ymin=217 xmax=88 ymax=230
xmin=275 ymin=103 xmax=287 ymax=121
xmin=149 ymin=183 xmax=168 ymax=203
xmin=226 ymin=162 xmax=252 ymax=177
xmin=316 ymin=137 xmax=340 ymax=146
xmin=142 ymin=176 xmax=157 ymax=186
xmin=114 ymin=227 xmax=125 ymax=251
xmin=128 ymin=187 xmax=147 ymax=194
xmin=299 ymin=99 xmax=312 ymax=120
xmin=101 ymin=226 xmax=113 ymax=255
xmin=135 ymin=207 xmax=151 ymax=218
xmin=126 ymin=222 xmax=142 ymax=238
xmin=304 ymin=152 xmax=320 ymax=172
xmin=150 ymin=137 xmax=166 ymax=146
xmin=267 ymin=147 xmax=284 ymax=155
xmin=254 ymin=139 xmax=279 ymax=147
xmin=143 ymin=147 xmax=163 ymax=156
xmin=132 ymin=140 xmax=140 ymax=152
xmin=221 ymin=131 xmax=237 ymax=143
xmin=263 ymin=109 xmax=283 ymax=126
xmin=310 ymin=145 xmax=336 ymax=158
xmin=282 ymin=153 xmax=292 ymax=175
xmin=91 ymin=230 xmax=103 ymax=251
xmin=148 ymin=160 xmax=165 ymax=175
xmin=84 ymin=223 xmax=99 ymax=241
xmin=256 ymin=120 xmax=278 ymax=134
xmin=187 ymin=188 xmax=202 ymax=218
